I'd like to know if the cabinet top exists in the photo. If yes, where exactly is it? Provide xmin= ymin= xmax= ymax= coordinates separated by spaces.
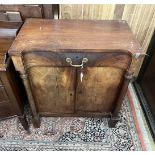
xmin=9 ymin=19 xmax=143 ymax=56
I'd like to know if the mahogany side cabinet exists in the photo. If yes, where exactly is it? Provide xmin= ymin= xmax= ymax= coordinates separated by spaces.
xmin=9 ymin=19 xmax=144 ymax=128
xmin=0 ymin=21 xmax=28 ymax=130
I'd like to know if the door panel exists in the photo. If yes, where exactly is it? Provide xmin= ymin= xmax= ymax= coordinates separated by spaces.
xmin=76 ymin=67 xmax=124 ymax=113
xmin=28 ymin=67 xmax=75 ymax=114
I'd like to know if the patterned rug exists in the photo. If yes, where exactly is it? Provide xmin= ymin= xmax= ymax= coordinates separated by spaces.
xmin=0 ymin=96 xmax=142 ymax=151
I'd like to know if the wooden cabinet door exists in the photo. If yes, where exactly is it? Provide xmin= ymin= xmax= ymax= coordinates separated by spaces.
xmin=73 ymin=51 xmax=131 ymax=114
xmin=27 ymin=67 xmax=76 ymax=115
xmin=23 ymin=52 xmax=76 ymax=115
xmin=75 ymin=67 xmax=124 ymax=114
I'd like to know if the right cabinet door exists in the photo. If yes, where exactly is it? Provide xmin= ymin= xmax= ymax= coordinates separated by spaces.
xmin=75 ymin=52 xmax=132 ymax=114
xmin=76 ymin=67 xmax=124 ymax=113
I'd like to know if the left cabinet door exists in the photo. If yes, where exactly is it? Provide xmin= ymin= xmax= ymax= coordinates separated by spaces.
xmin=23 ymin=52 xmax=76 ymax=115
xmin=27 ymin=66 xmax=76 ymax=115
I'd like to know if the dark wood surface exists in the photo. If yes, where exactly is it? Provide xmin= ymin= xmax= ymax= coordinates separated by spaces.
xmin=0 ymin=21 xmax=22 ymax=29
xmin=9 ymin=19 xmax=142 ymax=56
xmin=76 ymin=67 xmax=124 ymax=113
xmin=22 ymin=50 xmax=131 ymax=69
xmin=42 ymin=5 xmax=54 ymax=19
xmin=8 ymin=19 xmax=143 ymax=128
xmin=23 ymin=50 xmax=130 ymax=116
xmin=0 ymin=21 xmax=22 ymax=70
xmin=0 ymin=5 xmax=43 ymax=20
xmin=0 ymin=4 xmax=57 ymax=21
xmin=0 ymin=21 xmax=28 ymax=130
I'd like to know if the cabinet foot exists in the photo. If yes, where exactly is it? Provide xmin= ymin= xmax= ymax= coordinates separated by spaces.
xmin=32 ymin=116 xmax=40 ymax=128
xmin=108 ymin=117 xmax=120 ymax=128
xmin=18 ymin=115 xmax=29 ymax=131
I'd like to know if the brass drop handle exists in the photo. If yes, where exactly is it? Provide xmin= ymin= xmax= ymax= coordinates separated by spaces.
xmin=66 ymin=58 xmax=88 ymax=67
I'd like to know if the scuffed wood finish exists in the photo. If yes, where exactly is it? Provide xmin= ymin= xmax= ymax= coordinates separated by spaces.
xmin=0 ymin=60 xmax=28 ymax=130
xmin=76 ymin=67 xmax=124 ymax=113
xmin=60 ymin=4 xmax=155 ymax=52
xmin=0 ymin=87 xmax=8 ymax=102
xmin=20 ymin=73 xmax=40 ymax=128
xmin=60 ymin=4 xmax=155 ymax=75
xmin=0 ymin=21 xmax=28 ymax=130
xmin=9 ymin=19 xmax=143 ymax=128
xmin=43 ymin=4 xmax=54 ymax=19
xmin=0 ymin=21 xmax=22 ymax=70
xmin=11 ymin=56 xmax=25 ymax=73
xmin=9 ymin=19 xmax=142 ymax=56
xmin=6 ymin=11 xmax=22 ymax=22
xmin=0 ymin=4 xmax=56 ymax=21
xmin=22 ymin=51 xmax=131 ymax=69
xmin=0 ymin=21 xmax=22 ymax=29
xmin=22 ymin=49 xmax=131 ymax=117
xmin=28 ymin=67 xmax=75 ymax=114
xmin=0 ymin=12 xmax=8 ymax=21
xmin=0 ymin=5 xmax=43 ymax=20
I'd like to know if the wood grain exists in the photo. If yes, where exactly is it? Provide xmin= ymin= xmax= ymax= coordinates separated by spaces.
xmin=0 ymin=21 xmax=22 ymax=70
xmin=60 ymin=4 xmax=155 ymax=54
xmin=22 ymin=51 xmax=131 ymax=70
xmin=0 ymin=5 xmax=43 ymax=20
xmin=0 ymin=20 xmax=27 ymax=129
xmin=9 ymin=19 xmax=142 ymax=57
xmin=6 ymin=11 xmax=22 ymax=22
xmin=28 ymin=67 xmax=75 ymax=114
xmin=0 ymin=12 xmax=8 ymax=21
xmin=43 ymin=4 xmax=53 ymax=19
xmin=0 ymin=21 xmax=23 ymax=112
xmin=59 ymin=4 xmax=155 ymax=76
xmin=76 ymin=67 xmax=124 ymax=113
xmin=9 ymin=19 xmax=142 ymax=127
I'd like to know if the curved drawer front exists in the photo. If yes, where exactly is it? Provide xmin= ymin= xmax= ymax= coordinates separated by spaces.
xmin=22 ymin=50 xmax=132 ymax=70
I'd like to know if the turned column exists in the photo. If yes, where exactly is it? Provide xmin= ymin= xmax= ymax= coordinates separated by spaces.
xmin=20 ymin=73 xmax=40 ymax=128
